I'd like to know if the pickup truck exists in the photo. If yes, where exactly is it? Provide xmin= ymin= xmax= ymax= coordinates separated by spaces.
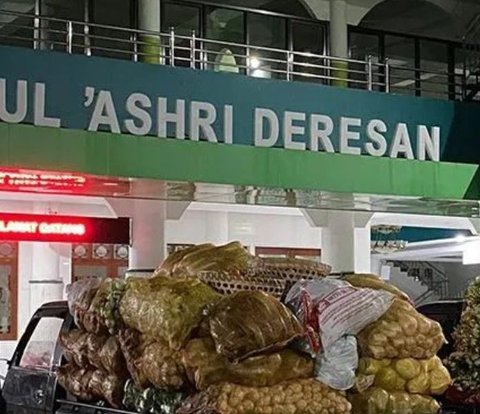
xmin=0 ymin=299 xmax=470 ymax=414
xmin=0 ymin=301 xmax=132 ymax=414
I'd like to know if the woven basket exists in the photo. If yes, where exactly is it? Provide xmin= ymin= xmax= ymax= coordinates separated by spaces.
xmin=197 ymin=271 xmax=287 ymax=299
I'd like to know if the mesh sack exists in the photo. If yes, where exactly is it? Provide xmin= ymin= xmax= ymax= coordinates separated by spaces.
xmin=207 ymin=291 xmax=303 ymax=361
xmin=140 ymin=340 xmax=187 ymax=390
xmin=348 ymin=387 xmax=441 ymax=414
xmin=342 ymin=274 xmax=411 ymax=303
xmin=120 ymin=276 xmax=220 ymax=350
xmin=183 ymin=338 xmax=314 ymax=390
xmin=66 ymin=278 xmax=102 ymax=329
xmin=178 ymin=379 xmax=351 ymax=414
xmin=357 ymin=299 xmax=446 ymax=360
xmin=118 ymin=328 xmax=151 ymax=389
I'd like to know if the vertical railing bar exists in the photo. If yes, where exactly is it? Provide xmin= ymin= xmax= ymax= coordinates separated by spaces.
xmin=66 ymin=21 xmax=73 ymax=54
xmin=286 ymin=51 xmax=291 ymax=81
xmin=384 ymin=58 xmax=390 ymax=93
xmin=190 ymin=30 xmax=196 ymax=69
xmin=169 ymin=26 xmax=175 ymax=67
xmin=367 ymin=55 xmax=373 ymax=91
xmin=131 ymin=32 xmax=138 ymax=62
xmin=33 ymin=0 xmax=41 ymax=50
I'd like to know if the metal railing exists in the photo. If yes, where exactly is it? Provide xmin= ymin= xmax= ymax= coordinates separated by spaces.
xmin=0 ymin=9 xmax=464 ymax=100
xmin=389 ymin=260 xmax=450 ymax=302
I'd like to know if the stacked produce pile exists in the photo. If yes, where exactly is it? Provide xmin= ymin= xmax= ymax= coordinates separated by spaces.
xmin=348 ymin=275 xmax=450 ymax=414
xmin=58 ymin=243 xmax=450 ymax=414
xmin=445 ymin=277 xmax=480 ymax=406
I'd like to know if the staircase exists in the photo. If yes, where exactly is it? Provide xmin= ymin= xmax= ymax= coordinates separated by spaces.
xmin=388 ymin=261 xmax=449 ymax=305
xmin=463 ymin=13 xmax=480 ymax=100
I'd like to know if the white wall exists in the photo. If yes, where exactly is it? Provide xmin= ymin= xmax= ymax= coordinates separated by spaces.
xmin=166 ymin=209 xmax=323 ymax=253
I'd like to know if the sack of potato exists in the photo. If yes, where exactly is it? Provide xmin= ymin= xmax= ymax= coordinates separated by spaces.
xmin=177 ymin=379 xmax=351 ymax=414
xmin=357 ymin=299 xmax=446 ymax=360
xmin=183 ymin=338 xmax=314 ymax=390
xmin=349 ymin=387 xmax=441 ymax=414
xmin=342 ymin=274 xmax=411 ymax=303
xmin=357 ymin=356 xmax=451 ymax=395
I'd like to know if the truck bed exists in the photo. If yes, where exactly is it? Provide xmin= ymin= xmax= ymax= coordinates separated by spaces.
xmin=56 ymin=399 xmax=136 ymax=414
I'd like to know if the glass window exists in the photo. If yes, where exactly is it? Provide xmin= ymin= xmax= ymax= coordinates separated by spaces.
xmin=163 ymin=3 xmax=201 ymax=68
xmin=291 ymin=21 xmax=325 ymax=83
xmin=91 ymin=0 xmax=133 ymax=60
xmin=19 ymin=317 xmax=63 ymax=370
xmin=205 ymin=7 xmax=245 ymax=74
xmin=163 ymin=3 xmax=200 ymax=36
xmin=385 ymin=35 xmax=416 ymax=96
xmin=0 ymin=0 xmax=36 ymax=49
xmin=420 ymin=40 xmax=449 ymax=100
xmin=248 ymin=14 xmax=286 ymax=80
xmin=349 ymin=31 xmax=381 ymax=90
xmin=40 ymin=0 xmax=85 ymax=53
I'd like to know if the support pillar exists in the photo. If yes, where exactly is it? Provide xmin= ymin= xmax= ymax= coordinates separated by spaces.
xmin=303 ymin=210 xmax=373 ymax=273
xmin=128 ymin=200 xmax=166 ymax=273
xmin=29 ymin=242 xmax=64 ymax=315
xmin=329 ymin=0 xmax=348 ymax=87
xmin=205 ymin=212 xmax=229 ymax=245
xmin=138 ymin=0 xmax=162 ymax=64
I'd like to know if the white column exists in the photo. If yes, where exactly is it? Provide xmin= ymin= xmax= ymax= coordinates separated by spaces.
xmin=129 ymin=199 xmax=166 ymax=271
xmin=138 ymin=0 xmax=162 ymax=64
xmin=329 ymin=0 xmax=348 ymax=58
xmin=139 ymin=0 xmax=161 ymax=32
xmin=303 ymin=210 xmax=372 ymax=273
xmin=29 ymin=242 xmax=64 ymax=314
xmin=205 ymin=212 xmax=229 ymax=245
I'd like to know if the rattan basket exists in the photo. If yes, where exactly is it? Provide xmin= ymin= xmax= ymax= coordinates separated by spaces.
xmin=197 ymin=271 xmax=287 ymax=299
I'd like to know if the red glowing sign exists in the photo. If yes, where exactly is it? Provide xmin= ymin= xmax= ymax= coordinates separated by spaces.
xmin=0 ymin=171 xmax=86 ymax=190
xmin=0 ymin=214 xmax=130 ymax=243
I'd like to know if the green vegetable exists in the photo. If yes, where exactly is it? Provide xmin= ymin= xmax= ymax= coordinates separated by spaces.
xmin=122 ymin=379 xmax=184 ymax=414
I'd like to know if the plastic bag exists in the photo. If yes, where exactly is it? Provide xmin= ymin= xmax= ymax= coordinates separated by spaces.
xmin=357 ymin=356 xmax=451 ymax=395
xmin=66 ymin=278 xmax=102 ymax=329
xmin=140 ymin=340 xmax=187 ymax=390
xmin=183 ymin=338 xmax=314 ymax=390
xmin=316 ymin=335 xmax=358 ymax=391
xmin=342 ymin=274 xmax=411 ymax=303
xmin=357 ymin=299 xmax=446 ymax=360
xmin=285 ymin=278 xmax=394 ymax=351
xmin=348 ymin=387 xmax=441 ymax=414
xmin=177 ymin=379 xmax=351 ymax=414
xmin=207 ymin=291 xmax=303 ymax=361
xmin=120 ymin=276 xmax=220 ymax=350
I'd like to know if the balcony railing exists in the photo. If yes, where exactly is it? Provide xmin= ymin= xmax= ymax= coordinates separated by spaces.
xmin=0 ymin=9 xmax=464 ymax=100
